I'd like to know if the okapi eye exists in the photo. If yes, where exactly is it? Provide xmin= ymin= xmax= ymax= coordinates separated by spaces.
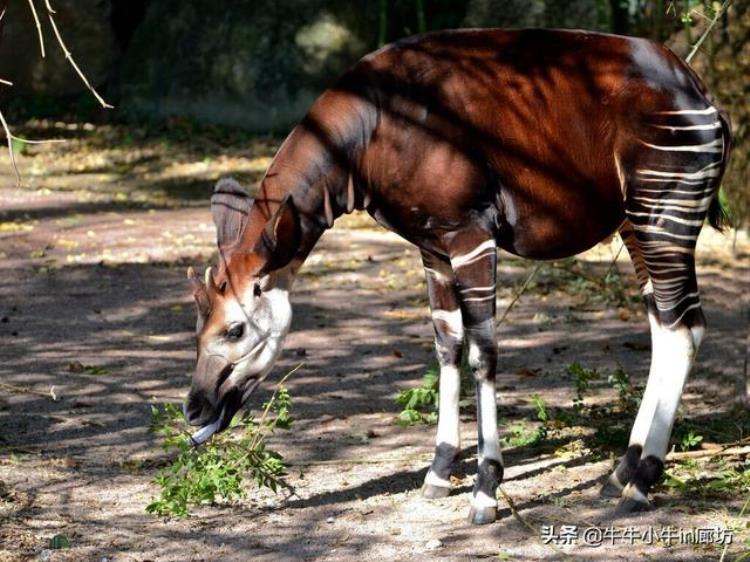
xmin=226 ymin=323 xmax=244 ymax=341
xmin=253 ymin=283 xmax=262 ymax=298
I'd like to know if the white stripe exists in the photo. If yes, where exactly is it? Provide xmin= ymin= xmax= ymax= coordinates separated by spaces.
xmin=460 ymin=285 xmax=495 ymax=294
xmin=638 ymin=138 xmax=723 ymax=153
xmin=431 ymin=309 xmax=463 ymax=338
xmin=450 ymin=240 xmax=496 ymax=269
xmin=424 ymin=266 xmax=451 ymax=284
xmin=651 ymin=122 xmax=721 ymax=131
xmin=626 ymin=211 xmax=704 ymax=227
xmin=656 ymin=291 xmax=700 ymax=312
xmin=637 ymin=162 xmax=721 ymax=180
xmin=656 ymin=107 xmax=717 ymax=115
xmin=463 ymin=294 xmax=496 ymax=303
xmin=632 ymin=197 xmax=712 ymax=212
xmin=629 ymin=224 xmax=699 ymax=241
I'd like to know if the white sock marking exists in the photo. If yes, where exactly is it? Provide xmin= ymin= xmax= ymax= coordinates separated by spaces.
xmin=435 ymin=365 xmax=461 ymax=449
xmin=471 ymin=490 xmax=497 ymax=509
xmin=424 ymin=470 xmax=451 ymax=488
xmin=629 ymin=313 xmax=695 ymax=459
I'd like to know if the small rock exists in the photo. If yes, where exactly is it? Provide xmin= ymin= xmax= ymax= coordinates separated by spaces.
xmin=39 ymin=549 xmax=52 ymax=561
xmin=425 ymin=539 xmax=443 ymax=550
xmin=326 ymin=516 xmax=335 ymax=524
xmin=295 ymin=348 xmax=307 ymax=357
xmin=68 ymin=361 xmax=85 ymax=373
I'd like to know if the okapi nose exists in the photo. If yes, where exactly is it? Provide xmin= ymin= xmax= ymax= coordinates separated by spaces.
xmin=183 ymin=391 xmax=216 ymax=426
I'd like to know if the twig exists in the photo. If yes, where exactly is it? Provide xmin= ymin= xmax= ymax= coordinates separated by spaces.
xmin=246 ymin=363 xmax=304 ymax=451
xmin=498 ymin=486 xmax=574 ymax=561
xmin=10 ymin=134 xmax=65 ymax=145
xmin=0 ymin=78 xmax=11 ymax=86
xmin=0 ymin=108 xmax=20 ymax=186
xmin=0 ymin=382 xmax=59 ymax=401
xmin=497 ymin=263 xmax=542 ymax=326
xmin=685 ymin=0 xmax=732 ymax=63
xmin=667 ymin=444 xmax=750 ymax=461
xmin=603 ymin=241 xmax=625 ymax=282
xmin=719 ymin=494 xmax=750 ymax=562
xmin=26 ymin=0 xmax=45 ymax=58
xmin=44 ymin=0 xmax=113 ymax=109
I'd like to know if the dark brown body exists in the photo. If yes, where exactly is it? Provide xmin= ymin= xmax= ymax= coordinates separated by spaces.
xmin=244 ymin=28 xmax=721 ymax=268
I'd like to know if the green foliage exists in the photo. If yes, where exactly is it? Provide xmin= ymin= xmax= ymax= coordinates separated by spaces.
xmin=664 ymin=457 xmax=750 ymax=499
xmin=678 ymin=430 xmax=704 ymax=452
xmin=566 ymin=362 xmax=600 ymax=414
xmin=502 ymin=394 xmax=550 ymax=448
xmin=395 ymin=366 xmax=439 ymax=425
xmin=48 ymin=534 xmax=70 ymax=549
xmin=607 ymin=365 xmax=640 ymax=415
xmin=145 ymin=386 xmax=293 ymax=518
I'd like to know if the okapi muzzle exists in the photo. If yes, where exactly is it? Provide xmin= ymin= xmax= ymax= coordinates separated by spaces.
xmin=183 ymin=178 xmax=299 ymax=444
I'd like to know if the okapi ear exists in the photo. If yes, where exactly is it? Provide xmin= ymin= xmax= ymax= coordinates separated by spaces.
xmin=211 ymin=177 xmax=253 ymax=248
xmin=252 ymin=196 xmax=301 ymax=274
xmin=187 ymin=267 xmax=211 ymax=319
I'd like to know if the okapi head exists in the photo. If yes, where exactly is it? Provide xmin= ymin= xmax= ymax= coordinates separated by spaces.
xmin=183 ymin=178 xmax=301 ymax=439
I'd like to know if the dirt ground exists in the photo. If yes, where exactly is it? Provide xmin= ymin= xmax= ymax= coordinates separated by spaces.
xmin=0 ymin=123 xmax=749 ymax=561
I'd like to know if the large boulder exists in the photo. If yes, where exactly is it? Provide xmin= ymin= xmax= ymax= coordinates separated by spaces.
xmin=0 ymin=0 xmax=117 ymax=97
xmin=116 ymin=0 xmax=375 ymax=133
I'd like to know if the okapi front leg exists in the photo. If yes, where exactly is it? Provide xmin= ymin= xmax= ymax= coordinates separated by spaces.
xmin=421 ymin=250 xmax=464 ymax=499
xmin=450 ymin=237 xmax=502 ymax=525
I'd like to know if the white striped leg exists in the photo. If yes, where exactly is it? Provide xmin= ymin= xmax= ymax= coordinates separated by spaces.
xmin=421 ymin=250 xmax=464 ymax=499
xmin=450 ymin=236 xmax=502 ymax=525
xmin=605 ymin=224 xmax=707 ymax=511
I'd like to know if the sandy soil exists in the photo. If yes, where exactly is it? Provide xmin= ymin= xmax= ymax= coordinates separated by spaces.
xmin=0 ymin=126 xmax=748 ymax=561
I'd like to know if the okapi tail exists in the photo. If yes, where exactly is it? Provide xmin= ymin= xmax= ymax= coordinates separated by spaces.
xmin=707 ymin=108 xmax=733 ymax=231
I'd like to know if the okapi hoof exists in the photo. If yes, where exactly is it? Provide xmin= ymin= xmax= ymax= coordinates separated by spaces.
xmin=421 ymin=483 xmax=451 ymax=499
xmin=615 ymin=484 xmax=653 ymax=514
xmin=599 ymin=474 xmax=625 ymax=498
xmin=468 ymin=506 xmax=497 ymax=525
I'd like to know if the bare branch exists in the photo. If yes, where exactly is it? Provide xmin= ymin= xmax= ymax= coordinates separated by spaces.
xmin=10 ymin=134 xmax=65 ymax=144
xmin=686 ymin=0 xmax=733 ymax=63
xmin=44 ymin=0 xmax=113 ymax=109
xmin=0 ymin=107 xmax=21 ymax=186
xmin=27 ymin=0 xmax=45 ymax=58
xmin=0 ymin=77 xmax=12 ymax=86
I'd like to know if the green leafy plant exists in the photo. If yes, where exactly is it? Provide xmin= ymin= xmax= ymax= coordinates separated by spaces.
xmin=145 ymin=382 xmax=294 ymax=517
xmin=566 ymin=362 xmax=599 ymax=414
xmin=503 ymin=394 xmax=550 ymax=448
xmin=395 ymin=365 xmax=439 ymax=425
xmin=678 ymin=430 xmax=704 ymax=452
xmin=607 ymin=365 xmax=641 ymax=415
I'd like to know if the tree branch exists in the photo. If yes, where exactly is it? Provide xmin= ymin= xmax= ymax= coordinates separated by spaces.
xmin=685 ymin=0 xmax=733 ymax=63
xmin=44 ymin=0 xmax=113 ymax=109
xmin=0 ymin=108 xmax=21 ymax=186
xmin=27 ymin=0 xmax=45 ymax=58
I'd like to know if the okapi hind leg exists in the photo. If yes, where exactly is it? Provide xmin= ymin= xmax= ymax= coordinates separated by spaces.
xmin=605 ymin=226 xmax=708 ymax=512
xmin=448 ymin=235 xmax=502 ymax=525
xmin=420 ymin=250 xmax=464 ymax=499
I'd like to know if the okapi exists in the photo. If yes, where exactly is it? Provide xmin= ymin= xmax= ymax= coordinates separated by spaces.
xmin=183 ymin=29 xmax=732 ymax=524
